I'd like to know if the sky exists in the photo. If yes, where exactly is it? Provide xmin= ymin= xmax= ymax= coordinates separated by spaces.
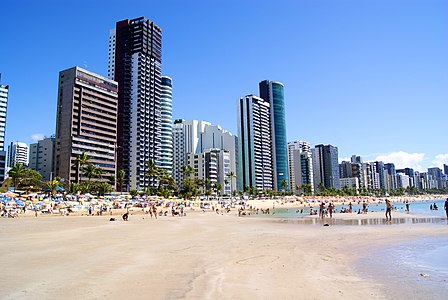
xmin=0 ymin=0 xmax=447 ymax=172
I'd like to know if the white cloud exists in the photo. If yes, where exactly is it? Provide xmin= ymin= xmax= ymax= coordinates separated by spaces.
xmin=375 ymin=151 xmax=425 ymax=171
xmin=339 ymin=157 xmax=351 ymax=163
xmin=433 ymin=154 xmax=448 ymax=168
xmin=31 ymin=133 xmax=45 ymax=142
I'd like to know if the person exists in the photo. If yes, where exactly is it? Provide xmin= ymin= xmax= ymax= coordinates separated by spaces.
xmin=444 ymin=198 xmax=448 ymax=219
xmin=328 ymin=202 xmax=334 ymax=218
xmin=385 ymin=199 xmax=392 ymax=222
xmin=122 ymin=210 xmax=129 ymax=221
xmin=405 ymin=200 xmax=410 ymax=212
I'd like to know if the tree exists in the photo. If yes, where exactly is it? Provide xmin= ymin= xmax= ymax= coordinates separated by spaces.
xmin=93 ymin=167 xmax=104 ymax=180
xmin=181 ymin=165 xmax=194 ymax=178
xmin=227 ymin=171 xmax=236 ymax=196
xmin=145 ymin=159 xmax=160 ymax=189
xmin=74 ymin=152 xmax=90 ymax=183
xmin=116 ymin=169 xmax=125 ymax=193
xmin=8 ymin=163 xmax=27 ymax=191
xmin=213 ymin=183 xmax=222 ymax=196
xmin=281 ymin=179 xmax=288 ymax=191
xmin=47 ymin=179 xmax=60 ymax=200
xmin=83 ymin=163 xmax=97 ymax=181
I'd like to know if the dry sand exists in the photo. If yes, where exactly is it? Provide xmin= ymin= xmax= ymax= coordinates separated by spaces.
xmin=1 ymin=211 xmax=447 ymax=299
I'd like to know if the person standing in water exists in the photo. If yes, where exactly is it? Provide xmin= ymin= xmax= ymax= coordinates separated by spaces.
xmin=385 ymin=199 xmax=392 ymax=222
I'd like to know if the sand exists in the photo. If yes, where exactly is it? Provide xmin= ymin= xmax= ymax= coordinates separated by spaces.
xmin=1 ymin=211 xmax=447 ymax=299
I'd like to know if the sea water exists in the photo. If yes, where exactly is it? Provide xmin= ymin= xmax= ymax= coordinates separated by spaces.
xmin=357 ymin=237 xmax=448 ymax=299
xmin=255 ymin=199 xmax=447 ymax=220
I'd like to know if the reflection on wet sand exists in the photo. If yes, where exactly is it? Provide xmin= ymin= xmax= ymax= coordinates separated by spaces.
xmin=278 ymin=217 xmax=444 ymax=226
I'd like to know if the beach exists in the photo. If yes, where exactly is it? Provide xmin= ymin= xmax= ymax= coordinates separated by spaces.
xmin=1 ymin=208 xmax=448 ymax=299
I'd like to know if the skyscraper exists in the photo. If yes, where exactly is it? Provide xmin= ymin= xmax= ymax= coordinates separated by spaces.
xmin=312 ymin=144 xmax=340 ymax=190
xmin=7 ymin=142 xmax=29 ymax=167
xmin=444 ymin=164 xmax=448 ymax=176
xmin=259 ymin=80 xmax=289 ymax=191
xmin=110 ymin=17 xmax=163 ymax=191
xmin=237 ymin=95 xmax=273 ymax=191
xmin=288 ymin=141 xmax=313 ymax=194
xmin=384 ymin=163 xmax=397 ymax=191
xmin=160 ymin=76 xmax=173 ymax=175
xmin=54 ymin=67 xmax=118 ymax=184
xmin=0 ymin=82 xmax=9 ymax=181
xmin=172 ymin=120 xmax=237 ymax=194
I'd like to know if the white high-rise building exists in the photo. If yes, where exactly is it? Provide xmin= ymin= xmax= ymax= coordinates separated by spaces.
xmin=288 ymin=141 xmax=314 ymax=194
xmin=29 ymin=137 xmax=55 ymax=181
xmin=172 ymin=120 xmax=237 ymax=193
xmin=8 ymin=142 xmax=29 ymax=168
xmin=237 ymin=95 xmax=273 ymax=191
xmin=172 ymin=120 xmax=210 ymax=187
xmin=0 ymin=83 xmax=9 ymax=181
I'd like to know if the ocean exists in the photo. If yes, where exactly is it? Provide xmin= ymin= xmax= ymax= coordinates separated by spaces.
xmin=356 ymin=237 xmax=448 ymax=300
xmin=256 ymin=199 xmax=447 ymax=220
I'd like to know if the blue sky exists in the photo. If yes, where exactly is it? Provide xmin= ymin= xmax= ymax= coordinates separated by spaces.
xmin=0 ymin=0 xmax=447 ymax=172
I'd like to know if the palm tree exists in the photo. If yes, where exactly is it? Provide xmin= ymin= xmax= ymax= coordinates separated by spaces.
xmin=74 ymin=152 xmax=90 ymax=183
xmin=214 ymin=183 xmax=222 ymax=196
xmin=8 ymin=163 xmax=27 ymax=192
xmin=83 ymin=163 xmax=97 ymax=181
xmin=181 ymin=165 xmax=194 ymax=178
xmin=281 ymin=179 xmax=288 ymax=191
xmin=145 ymin=159 xmax=160 ymax=189
xmin=93 ymin=167 xmax=104 ymax=181
xmin=226 ymin=171 xmax=236 ymax=196
xmin=46 ymin=179 xmax=60 ymax=200
xmin=116 ymin=169 xmax=125 ymax=193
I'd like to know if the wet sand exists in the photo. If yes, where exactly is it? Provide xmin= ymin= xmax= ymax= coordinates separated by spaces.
xmin=1 ymin=212 xmax=448 ymax=299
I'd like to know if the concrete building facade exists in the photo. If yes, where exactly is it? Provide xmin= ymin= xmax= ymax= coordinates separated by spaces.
xmin=54 ymin=67 xmax=118 ymax=183
xmin=0 ymin=83 xmax=9 ymax=181
xmin=29 ymin=137 xmax=55 ymax=181
xmin=7 ymin=142 xmax=29 ymax=167
xmin=237 ymin=95 xmax=273 ymax=191
xmin=288 ymin=141 xmax=313 ymax=194
xmin=110 ymin=17 xmax=163 ymax=191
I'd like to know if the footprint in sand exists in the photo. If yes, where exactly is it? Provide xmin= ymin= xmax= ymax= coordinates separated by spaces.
xmin=236 ymin=255 xmax=280 ymax=265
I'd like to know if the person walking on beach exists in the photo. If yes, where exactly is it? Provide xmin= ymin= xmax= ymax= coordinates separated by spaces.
xmin=444 ymin=198 xmax=448 ymax=219
xmin=385 ymin=199 xmax=392 ymax=222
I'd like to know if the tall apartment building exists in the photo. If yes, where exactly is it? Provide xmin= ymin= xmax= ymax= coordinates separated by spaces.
xmin=312 ymin=144 xmax=340 ymax=191
xmin=109 ymin=17 xmax=163 ymax=191
xmin=172 ymin=120 xmax=210 ymax=187
xmin=172 ymin=120 xmax=237 ymax=194
xmin=259 ymin=80 xmax=289 ymax=191
xmin=54 ymin=67 xmax=118 ymax=183
xmin=444 ymin=164 xmax=448 ymax=176
xmin=384 ymin=163 xmax=397 ymax=191
xmin=7 ymin=142 xmax=29 ymax=167
xmin=186 ymin=150 xmax=218 ymax=192
xmin=160 ymin=76 xmax=173 ymax=175
xmin=288 ymin=141 xmax=313 ymax=194
xmin=237 ymin=95 xmax=273 ymax=191
xmin=29 ymin=137 xmax=55 ymax=181
xmin=428 ymin=167 xmax=443 ymax=189
xmin=0 ymin=83 xmax=9 ymax=181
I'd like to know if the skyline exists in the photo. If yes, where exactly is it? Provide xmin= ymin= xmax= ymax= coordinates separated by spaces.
xmin=0 ymin=0 xmax=447 ymax=172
